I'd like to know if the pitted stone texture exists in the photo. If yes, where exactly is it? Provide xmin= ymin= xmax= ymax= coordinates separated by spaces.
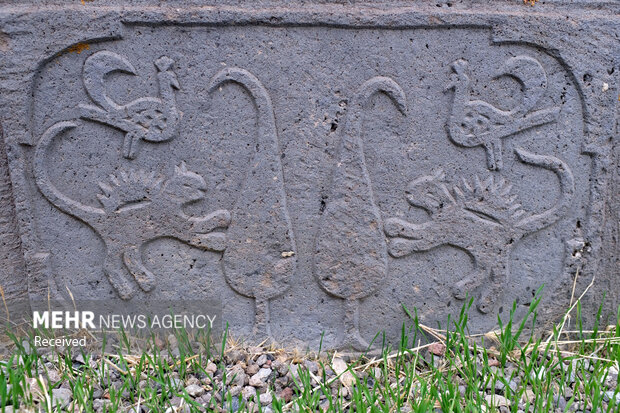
xmin=0 ymin=1 xmax=617 ymax=349
xmin=0 ymin=123 xmax=28 ymax=305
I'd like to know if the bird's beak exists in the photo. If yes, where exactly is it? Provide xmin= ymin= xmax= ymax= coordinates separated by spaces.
xmin=170 ymin=73 xmax=180 ymax=90
xmin=445 ymin=74 xmax=459 ymax=92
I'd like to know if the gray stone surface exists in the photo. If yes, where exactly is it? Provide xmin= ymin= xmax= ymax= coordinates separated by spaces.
xmin=0 ymin=122 xmax=28 ymax=304
xmin=0 ymin=1 xmax=617 ymax=349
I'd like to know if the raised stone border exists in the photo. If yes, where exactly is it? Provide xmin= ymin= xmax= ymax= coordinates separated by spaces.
xmin=0 ymin=0 xmax=617 ymax=349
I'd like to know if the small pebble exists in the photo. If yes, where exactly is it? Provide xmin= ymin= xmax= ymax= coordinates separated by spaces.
xmin=22 ymin=340 xmax=32 ymax=355
xmin=275 ymin=360 xmax=289 ymax=376
xmin=485 ymin=394 xmax=510 ymax=407
xmin=256 ymin=354 xmax=268 ymax=367
xmin=553 ymin=394 xmax=567 ymax=410
xmin=602 ymin=390 xmax=620 ymax=404
xmin=259 ymin=391 xmax=273 ymax=405
xmin=185 ymin=384 xmax=205 ymax=397
xmin=229 ymin=385 xmax=242 ymax=397
xmin=169 ymin=377 xmax=184 ymax=391
xmin=247 ymin=363 xmax=259 ymax=375
xmin=205 ymin=361 xmax=217 ymax=375
xmin=228 ymin=366 xmax=247 ymax=387
xmin=249 ymin=368 xmax=272 ymax=387
xmin=304 ymin=360 xmax=319 ymax=375
xmin=242 ymin=385 xmax=257 ymax=400
xmin=52 ymin=388 xmax=72 ymax=408
xmin=280 ymin=387 xmax=293 ymax=403
xmin=226 ymin=398 xmax=240 ymax=412
xmin=605 ymin=366 xmax=618 ymax=388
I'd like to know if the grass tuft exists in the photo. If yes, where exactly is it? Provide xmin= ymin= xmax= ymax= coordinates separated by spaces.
xmin=0 ymin=292 xmax=618 ymax=412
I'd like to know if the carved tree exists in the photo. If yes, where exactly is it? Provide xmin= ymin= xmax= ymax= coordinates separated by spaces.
xmin=314 ymin=77 xmax=407 ymax=351
xmin=209 ymin=68 xmax=297 ymax=339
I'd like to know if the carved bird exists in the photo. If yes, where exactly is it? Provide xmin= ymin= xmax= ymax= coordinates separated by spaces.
xmin=79 ymin=51 xmax=181 ymax=159
xmin=446 ymin=56 xmax=559 ymax=171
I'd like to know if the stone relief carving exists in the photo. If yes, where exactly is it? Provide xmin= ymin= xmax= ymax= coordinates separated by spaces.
xmin=209 ymin=68 xmax=297 ymax=339
xmin=0 ymin=3 xmax=609 ymax=349
xmin=446 ymin=56 xmax=560 ymax=171
xmin=314 ymin=77 xmax=407 ymax=350
xmin=384 ymin=148 xmax=575 ymax=314
xmin=34 ymin=121 xmax=230 ymax=299
xmin=79 ymin=51 xmax=181 ymax=159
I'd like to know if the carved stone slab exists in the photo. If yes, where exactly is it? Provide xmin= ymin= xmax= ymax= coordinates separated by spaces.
xmin=0 ymin=1 xmax=617 ymax=349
